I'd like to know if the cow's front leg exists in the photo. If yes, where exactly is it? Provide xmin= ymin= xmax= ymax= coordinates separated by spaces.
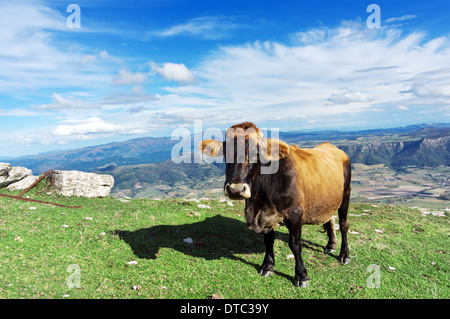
xmin=258 ymin=228 xmax=275 ymax=277
xmin=286 ymin=209 xmax=309 ymax=287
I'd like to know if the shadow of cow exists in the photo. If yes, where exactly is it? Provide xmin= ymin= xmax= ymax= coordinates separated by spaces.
xmin=113 ymin=215 xmax=331 ymax=283
xmin=113 ymin=215 xmax=266 ymax=260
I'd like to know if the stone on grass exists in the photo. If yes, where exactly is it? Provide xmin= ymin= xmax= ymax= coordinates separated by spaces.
xmin=50 ymin=170 xmax=114 ymax=198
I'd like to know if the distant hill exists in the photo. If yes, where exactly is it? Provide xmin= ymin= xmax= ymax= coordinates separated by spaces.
xmin=7 ymin=123 xmax=450 ymax=182
xmin=337 ymin=127 xmax=450 ymax=169
xmin=105 ymin=157 xmax=225 ymax=199
xmin=9 ymin=137 xmax=178 ymax=174
xmin=279 ymin=123 xmax=450 ymax=143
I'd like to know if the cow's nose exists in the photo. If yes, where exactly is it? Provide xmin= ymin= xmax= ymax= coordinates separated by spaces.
xmin=224 ymin=183 xmax=251 ymax=199
xmin=228 ymin=183 xmax=244 ymax=193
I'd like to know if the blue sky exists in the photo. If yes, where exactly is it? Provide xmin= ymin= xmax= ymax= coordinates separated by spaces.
xmin=0 ymin=0 xmax=449 ymax=157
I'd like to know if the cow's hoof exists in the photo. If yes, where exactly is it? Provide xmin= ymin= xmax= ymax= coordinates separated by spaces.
xmin=325 ymin=248 xmax=336 ymax=254
xmin=293 ymin=279 xmax=309 ymax=288
xmin=338 ymin=256 xmax=350 ymax=264
xmin=258 ymin=269 xmax=273 ymax=277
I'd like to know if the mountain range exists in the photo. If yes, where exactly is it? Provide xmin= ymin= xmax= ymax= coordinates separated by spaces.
xmin=4 ymin=123 xmax=449 ymax=198
xmin=6 ymin=123 xmax=450 ymax=174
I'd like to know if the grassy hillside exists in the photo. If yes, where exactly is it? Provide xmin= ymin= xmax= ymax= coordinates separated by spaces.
xmin=0 ymin=186 xmax=448 ymax=299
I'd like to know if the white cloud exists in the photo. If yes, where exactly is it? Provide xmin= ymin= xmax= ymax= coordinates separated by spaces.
xmin=385 ymin=15 xmax=417 ymax=23
xmin=51 ymin=117 xmax=124 ymax=137
xmin=81 ymin=54 xmax=97 ymax=63
xmin=34 ymin=93 xmax=97 ymax=110
xmin=328 ymin=91 xmax=373 ymax=105
xmin=101 ymin=86 xmax=158 ymax=105
xmin=151 ymin=16 xmax=240 ymax=40
xmin=150 ymin=62 xmax=195 ymax=84
xmin=403 ymin=68 xmax=450 ymax=98
xmin=0 ymin=2 xmax=118 ymax=96
xmin=160 ymin=20 xmax=450 ymax=129
xmin=0 ymin=108 xmax=42 ymax=117
xmin=409 ymin=83 xmax=450 ymax=98
xmin=113 ymin=68 xmax=148 ymax=85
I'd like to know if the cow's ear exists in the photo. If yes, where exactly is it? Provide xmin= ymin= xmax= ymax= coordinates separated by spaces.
xmin=260 ymin=138 xmax=290 ymax=161
xmin=199 ymin=140 xmax=224 ymax=157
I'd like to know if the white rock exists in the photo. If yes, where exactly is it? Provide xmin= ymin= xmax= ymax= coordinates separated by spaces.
xmin=374 ymin=229 xmax=383 ymax=234
xmin=0 ymin=176 xmax=7 ymax=187
xmin=183 ymin=237 xmax=194 ymax=244
xmin=126 ymin=260 xmax=138 ymax=266
xmin=6 ymin=166 xmax=32 ymax=183
xmin=84 ymin=217 xmax=93 ymax=220
xmin=388 ymin=266 xmax=396 ymax=271
xmin=430 ymin=211 xmax=446 ymax=217
xmin=286 ymin=254 xmax=295 ymax=259
xmin=7 ymin=175 xmax=39 ymax=191
xmin=0 ymin=163 xmax=12 ymax=176
xmin=197 ymin=204 xmax=211 ymax=209
xmin=29 ymin=207 xmax=37 ymax=210
xmin=0 ymin=166 xmax=32 ymax=188
xmin=62 ymin=224 xmax=69 ymax=228
xmin=50 ymin=170 xmax=114 ymax=198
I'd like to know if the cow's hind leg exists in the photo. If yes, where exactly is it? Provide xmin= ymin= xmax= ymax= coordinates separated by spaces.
xmin=258 ymin=229 xmax=275 ymax=277
xmin=324 ymin=217 xmax=337 ymax=253
xmin=338 ymin=161 xmax=351 ymax=264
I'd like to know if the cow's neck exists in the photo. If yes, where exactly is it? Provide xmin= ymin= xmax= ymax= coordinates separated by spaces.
xmin=245 ymin=158 xmax=299 ymax=225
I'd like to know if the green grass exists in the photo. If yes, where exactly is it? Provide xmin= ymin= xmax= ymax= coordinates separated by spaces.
xmin=0 ymin=185 xmax=448 ymax=299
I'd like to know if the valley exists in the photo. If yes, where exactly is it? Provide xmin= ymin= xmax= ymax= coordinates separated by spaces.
xmin=350 ymin=164 xmax=449 ymax=209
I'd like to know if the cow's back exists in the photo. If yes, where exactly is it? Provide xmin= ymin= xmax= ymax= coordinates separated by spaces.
xmin=288 ymin=142 xmax=350 ymax=225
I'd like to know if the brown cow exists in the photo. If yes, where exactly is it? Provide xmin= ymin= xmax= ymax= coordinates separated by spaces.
xmin=200 ymin=122 xmax=351 ymax=287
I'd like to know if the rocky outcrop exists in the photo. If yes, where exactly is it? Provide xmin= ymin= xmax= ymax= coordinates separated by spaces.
xmin=49 ymin=170 xmax=114 ymax=198
xmin=7 ymin=175 xmax=40 ymax=191
xmin=0 ymin=163 xmax=11 ymax=176
xmin=339 ymin=136 xmax=450 ymax=169
xmin=0 ymin=163 xmax=34 ymax=189
xmin=1 ymin=163 xmax=114 ymax=198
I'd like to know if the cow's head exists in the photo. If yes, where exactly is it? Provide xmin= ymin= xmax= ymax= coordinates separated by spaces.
xmin=200 ymin=122 xmax=290 ymax=200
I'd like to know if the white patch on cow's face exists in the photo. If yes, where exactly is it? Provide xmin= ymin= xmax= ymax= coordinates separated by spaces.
xmin=224 ymin=183 xmax=251 ymax=199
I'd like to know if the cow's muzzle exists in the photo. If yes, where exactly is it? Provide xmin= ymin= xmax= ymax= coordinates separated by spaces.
xmin=224 ymin=183 xmax=251 ymax=199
